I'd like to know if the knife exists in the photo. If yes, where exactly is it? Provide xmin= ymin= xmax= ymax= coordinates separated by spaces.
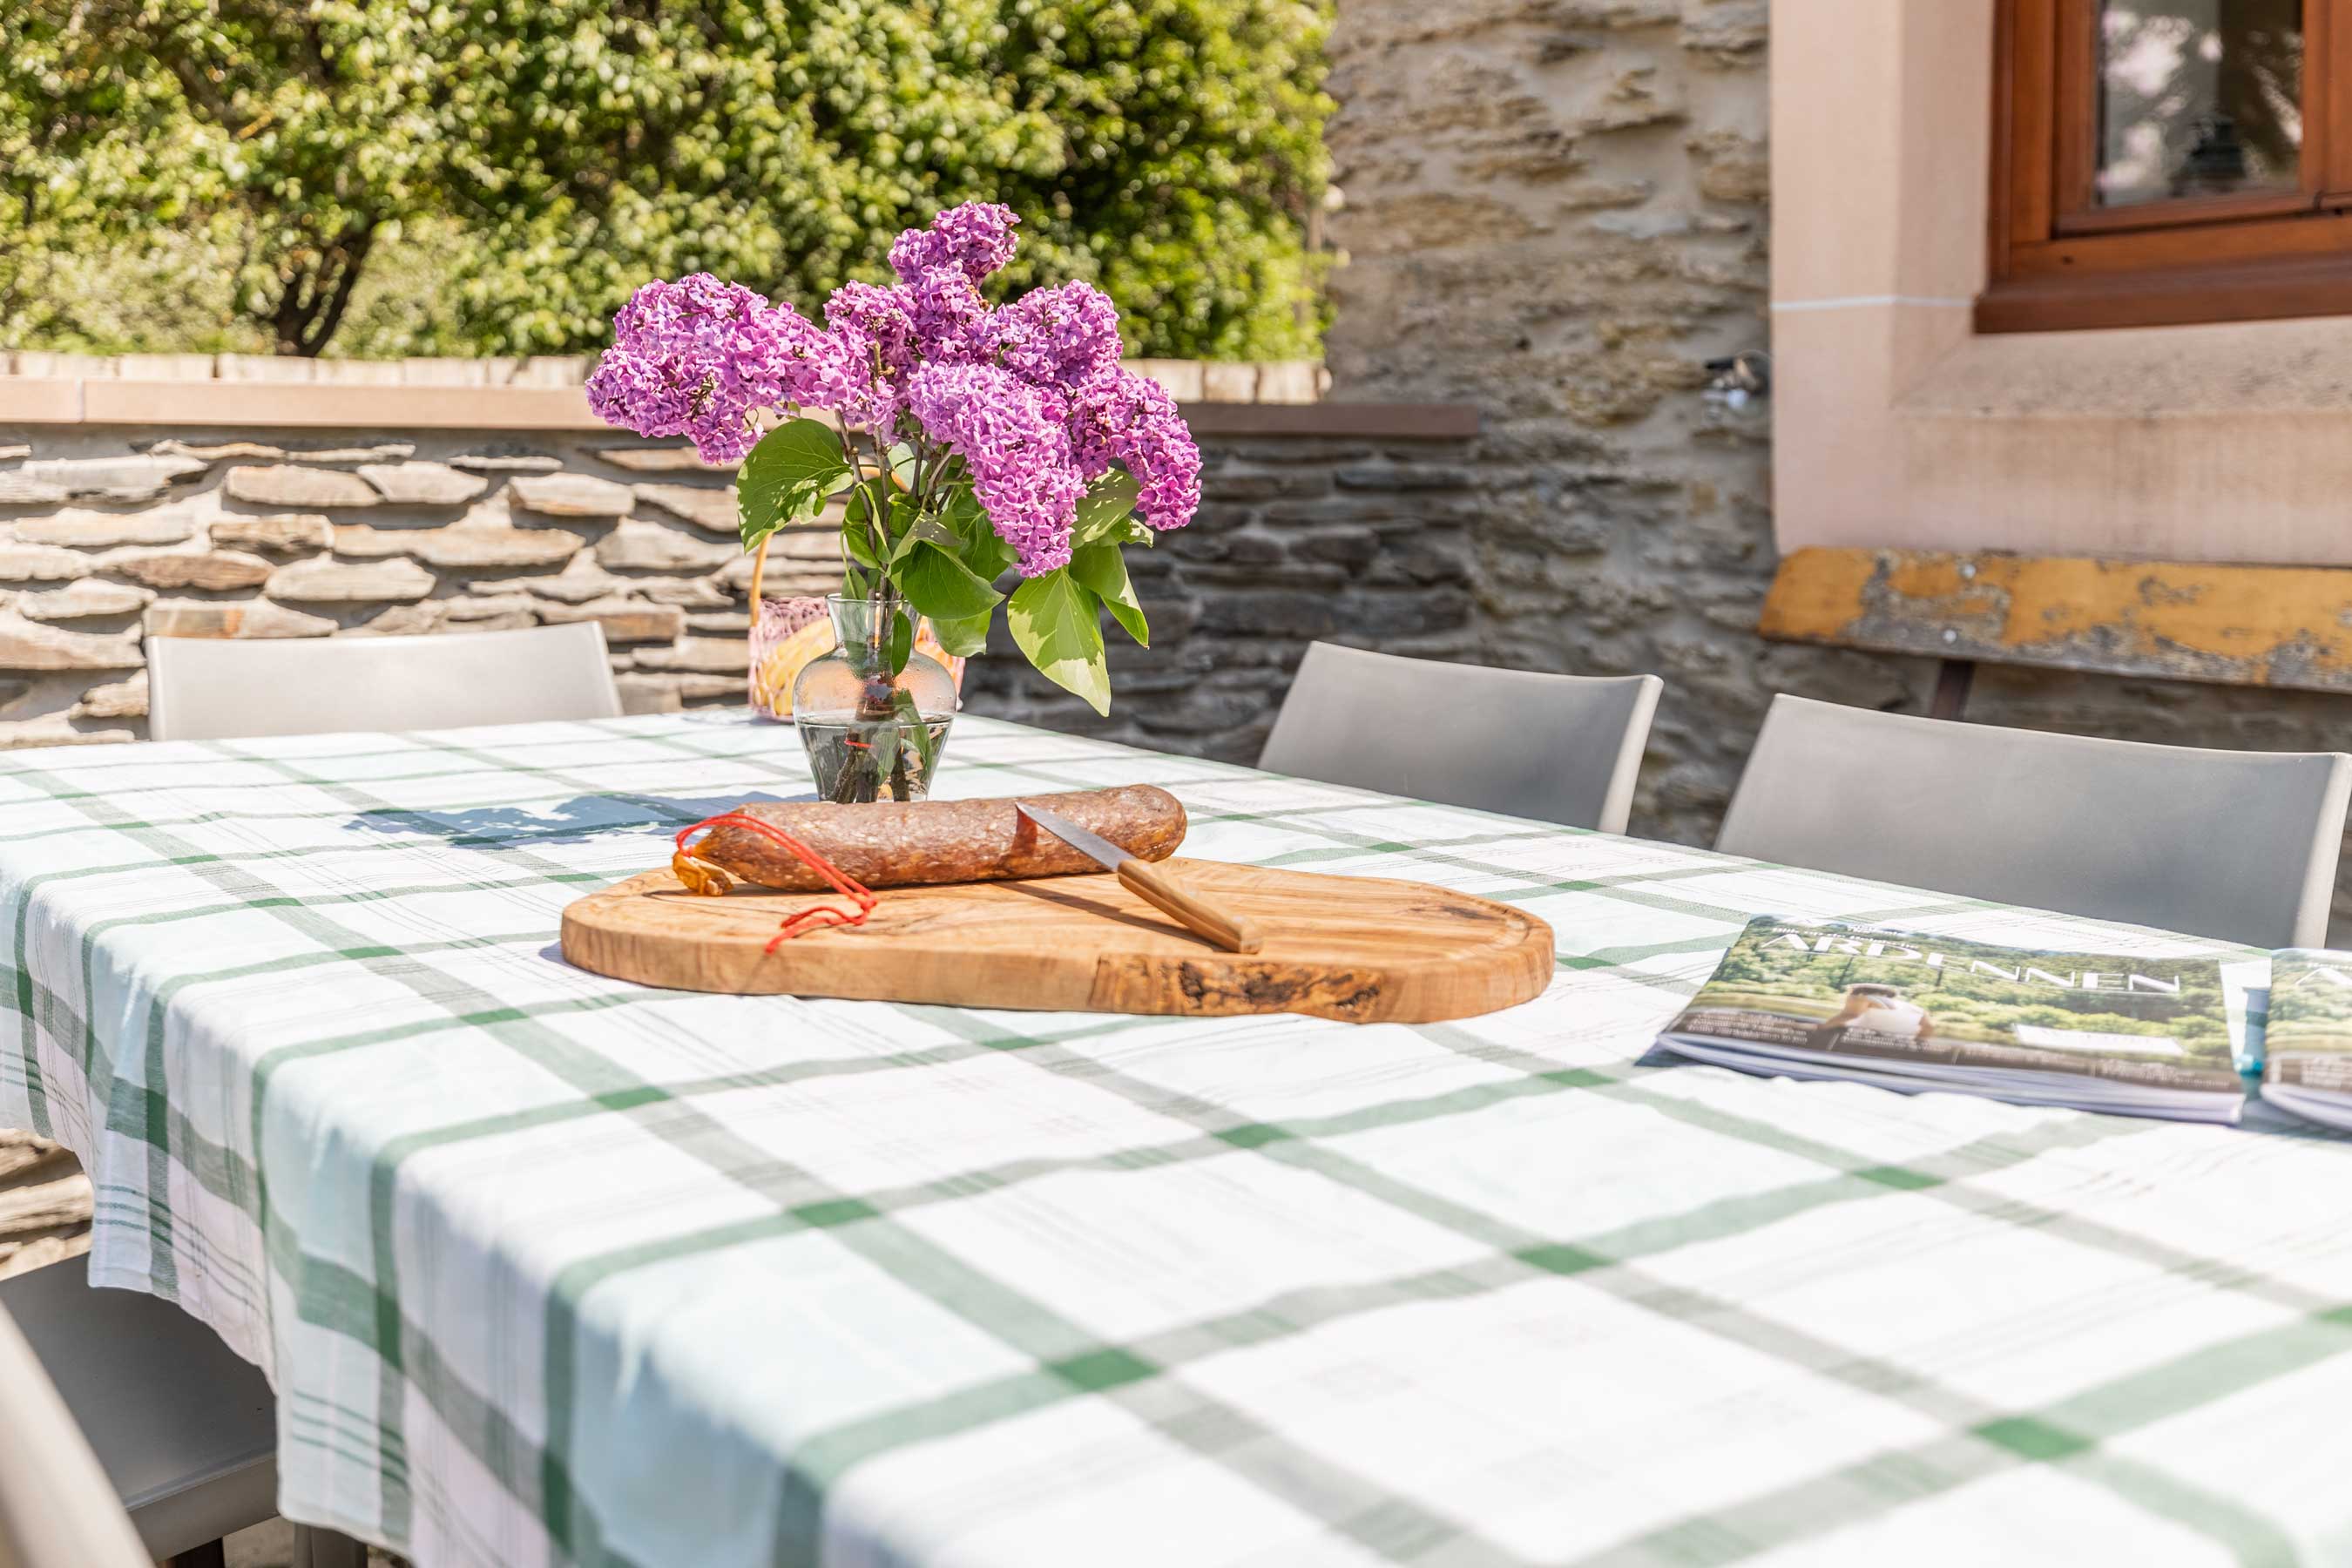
xmin=1017 ymin=801 xmax=1265 ymax=954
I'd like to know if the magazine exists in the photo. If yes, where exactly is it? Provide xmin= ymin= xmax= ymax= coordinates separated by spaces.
xmin=2262 ymin=950 xmax=2352 ymax=1132
xmin=1660 ymin=916 xmax=2249 ymax=1123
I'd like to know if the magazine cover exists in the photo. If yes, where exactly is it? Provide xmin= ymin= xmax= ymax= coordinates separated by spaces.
xmin=2262 ymin=949 xmax=2352 ymax=1129
xmin=1664 ymin=917 xmax=2244 ymax=1112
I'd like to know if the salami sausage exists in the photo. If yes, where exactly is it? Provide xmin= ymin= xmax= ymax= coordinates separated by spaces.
xmin=692 ymin=786 xmax=1186 ymax=891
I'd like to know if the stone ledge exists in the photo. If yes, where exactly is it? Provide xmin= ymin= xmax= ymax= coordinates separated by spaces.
xmin=1 ymin=356 xmax=1479 ymax=438
xmin=10 ymin=351 xmax=1335 ymax=397
xmin=84 ymin=380 xmax=614 ymax=432
xmin=1174 ymin=403 xmax=1478 ymax=439
xmin=0 ymin=379 xmax=83 ymax=424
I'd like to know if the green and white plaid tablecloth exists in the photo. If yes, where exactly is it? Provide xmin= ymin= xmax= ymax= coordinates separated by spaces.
xmin=5 ymin=711 xmax=2351 ymax=1568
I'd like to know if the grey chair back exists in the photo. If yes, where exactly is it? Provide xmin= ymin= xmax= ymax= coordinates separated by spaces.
xmin=1717 ymin=695 xmax=2352 ymax=948
xmin=1258 ymin=643 xmax=1663 ymax=834
xmin=0 ymin=1279 xmax=152 ymax=1568
xmin=148 ymin=623 xmax=624 ymax=742
xmin=0 ymin=1254 xmax=278 ymax=1560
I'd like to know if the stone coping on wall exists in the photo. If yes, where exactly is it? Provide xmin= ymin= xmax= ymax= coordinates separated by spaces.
xmin=0 ymin=353 xmax=1476 ymax=438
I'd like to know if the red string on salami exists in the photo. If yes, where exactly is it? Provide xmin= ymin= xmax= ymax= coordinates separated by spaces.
xmin=673 ymin=812 xmax=879 ymax=950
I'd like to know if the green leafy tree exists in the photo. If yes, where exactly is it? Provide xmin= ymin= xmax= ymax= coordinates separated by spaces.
xmin=0 ymin=1 xmax=1330 ymax=360
xmin=3 ymin=2 xmax=448 ymax=355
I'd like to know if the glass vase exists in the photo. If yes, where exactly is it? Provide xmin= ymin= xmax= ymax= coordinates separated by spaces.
xmin=792 ymin=595 xmax=959 ymax=802
xmin=750 ymin=594 xmax=970 ymax=722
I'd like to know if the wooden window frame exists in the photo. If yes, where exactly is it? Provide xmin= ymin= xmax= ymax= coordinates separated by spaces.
xmin=1980 ymin=0 xmax=2352 ymax=333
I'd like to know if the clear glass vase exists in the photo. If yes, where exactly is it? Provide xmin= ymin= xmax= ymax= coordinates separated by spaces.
xmin=792 ymin=595 xmax=959 ymax=802
xmin=750 ymin=594 xmax=970 ymax=722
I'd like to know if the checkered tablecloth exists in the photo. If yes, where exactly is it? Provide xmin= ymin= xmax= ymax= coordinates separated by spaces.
xmin=5 ymin=711 xmax=2351 ymax=1568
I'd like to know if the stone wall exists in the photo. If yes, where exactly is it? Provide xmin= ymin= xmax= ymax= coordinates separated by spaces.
xmin=1321 ymin=0 xmax=2352 ymax=940
xmin=0 ymin=1131 xmax=84 ymax=1283
xmin=0 ymin=387 xmax=1475 ymax=757
xmin=1322 ymin=0 xmax=1932 ymax=852
xmin=0 ymin=427 xmax=835 ymax=746
xmin=964 ymin=433 xmax=1478 ymax=759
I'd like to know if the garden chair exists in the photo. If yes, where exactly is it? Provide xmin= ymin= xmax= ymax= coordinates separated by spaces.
xmin=1716 ymin=694 xmax=2352 ymax=947
xmin=1258 ymin=642 xmax=1663 ymax=833
xmin=148 ymin=622 xmax=624 ymax=741
xmin=0 ymin=1254 xmax=362 ymax=1565
xmin=0 ymin=1272 xmax=148 ymax=1568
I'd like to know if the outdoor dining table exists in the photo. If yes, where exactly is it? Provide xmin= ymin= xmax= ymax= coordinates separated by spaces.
xmin=4 ymin=708 xmax=2350 ymax=1568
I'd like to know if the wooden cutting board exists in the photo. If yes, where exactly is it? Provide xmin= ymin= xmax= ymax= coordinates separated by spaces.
xmin=561 ymin=858 xmax=1553 ymax=1024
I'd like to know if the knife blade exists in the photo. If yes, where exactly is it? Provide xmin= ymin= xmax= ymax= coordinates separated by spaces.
xmin=1017 ymin=800 xmax=1264 ymax=954
xmin=1016 ymin=801 xmax=1138 ymax=875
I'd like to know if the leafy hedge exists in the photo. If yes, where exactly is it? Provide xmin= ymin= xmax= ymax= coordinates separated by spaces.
xmin=0 ymin=2 xmax=1331 ymax=361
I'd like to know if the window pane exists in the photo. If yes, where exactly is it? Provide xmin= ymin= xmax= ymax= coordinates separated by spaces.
xmin=2097 ymin=1 xmax=2304 ymax=207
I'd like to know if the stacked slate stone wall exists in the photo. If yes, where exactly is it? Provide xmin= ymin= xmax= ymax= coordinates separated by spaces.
xmin=964 ymin=433 xmax=1477 ymax=760
xmin=0 ymin=413 xmax=1474 ymax=756
xmin=0 ymin=429 xmax=831 ymax=745
xmin=1321 ymin=0 xmax=1930 ymax=848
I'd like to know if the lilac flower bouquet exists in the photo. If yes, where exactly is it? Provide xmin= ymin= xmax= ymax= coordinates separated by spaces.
xmin=587 ymin=203 xmax=1199 ymax=790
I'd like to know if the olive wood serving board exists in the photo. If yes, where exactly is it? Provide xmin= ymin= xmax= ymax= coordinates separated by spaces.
xmin=561 ymin=858 xmax=1554 ymax=1024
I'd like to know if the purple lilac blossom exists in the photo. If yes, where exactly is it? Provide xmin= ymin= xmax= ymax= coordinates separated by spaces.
xmin=1068 ymin=368 xmax=1202 ymax=531
xmin=822 ymin=281 xmax=919 ymax=432
xmin=903 ymin=270 xmax=992 ymax=363
xmin=992 ymin=280 xmax=1122 ymax=389
xmin=583 ymin=347 xmax=700 ymax=445
xmin=906 ymin=362 xmax=1085 ymax=575
xmin=585 ymin=274 xmax=764 ymax=459
xmin=590 ymin=207 xmax=1200 ymax=569
xmin=889 ymin=201 xmax=1020 ymax=287
xmin=586 ymin=274 xmax=842 ymax=463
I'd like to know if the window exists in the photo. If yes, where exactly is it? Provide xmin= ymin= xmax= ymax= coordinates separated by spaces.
xmin=1982 ymin=0 xmax=2352 ymax=331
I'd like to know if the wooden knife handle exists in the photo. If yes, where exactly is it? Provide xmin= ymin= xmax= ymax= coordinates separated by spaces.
xmin=1117 ymin=860 xmax=1265 ymax=954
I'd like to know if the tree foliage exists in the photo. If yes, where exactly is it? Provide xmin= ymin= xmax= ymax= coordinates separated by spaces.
xmin=0 ymin=1 xmax=1331 ymax=360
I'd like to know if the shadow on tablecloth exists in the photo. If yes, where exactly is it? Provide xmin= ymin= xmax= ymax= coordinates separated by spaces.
xmin=339 ymin=791 xmax=814 ymax=849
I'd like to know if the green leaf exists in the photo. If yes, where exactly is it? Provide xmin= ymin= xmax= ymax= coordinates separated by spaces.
xmin=737 ymin=418 xmax=852 ymax=551
xmin=1072 ymin=467 xmax=1140 ymax=547
xmin=868 ymin=713 xmax=902 ymax=794
xmin=852 ymin=475 xmax=895 ymax=541
xmin=1007 ymin=569 xmax=1110 ymax=716
xmin=889 ymin=512 xmax=960 ymax=564
xmin=896 ymin=539 xmax=1004 ymax=621
xmin=841 ymin=524 xmax=879 ymax=571
xmin=944 ymin=486 xmax=1017 ymax=584
xmin=887 ymin=443 xmax=920 ymax=490
xmin=887 ymin=606 xmax=914 ymax=676
xmin=1069 ymin=543 xmax=1148 ymax=647
xmin=931 ymin=610 xmax=992 ymax=658
xmin=892 ymin=687 xmax=939 ymax=783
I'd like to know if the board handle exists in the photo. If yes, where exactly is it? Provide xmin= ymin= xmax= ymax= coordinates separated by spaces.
xmin=1117 ymin=860 xmax=1265 ymax=954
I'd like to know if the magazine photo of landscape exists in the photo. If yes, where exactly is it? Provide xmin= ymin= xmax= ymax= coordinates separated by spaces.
xmin=1667 ymin=917 xmax=2240 ymax=1096
xmin=2262 ymin=951 xmax=2352 ymax=1129
xmin=2267 ymin=951 xmax=2352 ymax=1058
